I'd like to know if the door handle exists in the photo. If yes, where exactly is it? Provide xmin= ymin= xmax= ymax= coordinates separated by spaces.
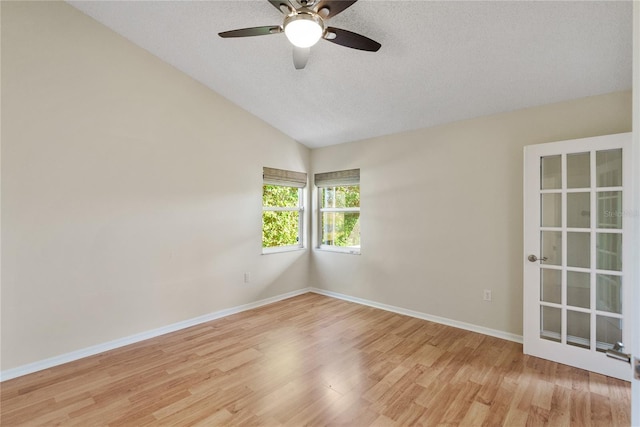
xmin=527 ymin=254 xmax=548 ymax=262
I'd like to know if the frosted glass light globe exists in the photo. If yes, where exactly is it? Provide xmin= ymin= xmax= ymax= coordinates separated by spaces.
xmin=284 ymin=13 xmax=323 ymax=48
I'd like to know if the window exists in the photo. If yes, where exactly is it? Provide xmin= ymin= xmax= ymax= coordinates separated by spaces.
xmin=315 ymin=169 xmax=360 ymax=253
xmin=262 ymin=167 xmax=307 ymax=253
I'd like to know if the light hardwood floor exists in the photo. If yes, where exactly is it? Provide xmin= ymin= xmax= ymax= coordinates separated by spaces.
xmin=0 ymin=293 xmax=631 ymax=426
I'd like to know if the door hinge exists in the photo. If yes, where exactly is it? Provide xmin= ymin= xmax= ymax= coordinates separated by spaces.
xmin=606 ymin=342 xmax=631 ymax=364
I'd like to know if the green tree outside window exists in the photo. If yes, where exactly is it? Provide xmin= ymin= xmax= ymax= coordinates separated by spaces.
xmin=263 ymin=185 xmax=302 ymax=248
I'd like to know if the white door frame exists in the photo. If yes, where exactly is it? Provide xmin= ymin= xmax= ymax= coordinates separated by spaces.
xmin=630 ymin=2 xmax=639 ymax=425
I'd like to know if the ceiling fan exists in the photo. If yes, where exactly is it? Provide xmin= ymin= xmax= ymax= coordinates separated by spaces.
xmin=218 ymin=0 xmax=381 ymax=70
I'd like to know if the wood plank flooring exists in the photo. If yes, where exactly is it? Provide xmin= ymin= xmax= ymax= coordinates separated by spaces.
xmin=0 ymin=293 xmax=631 ymax=426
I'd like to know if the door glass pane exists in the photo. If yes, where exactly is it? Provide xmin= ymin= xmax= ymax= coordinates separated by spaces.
xmin=567 ymin=232 xmax=590 ymax=268
xmin=567 ymin=271 xmax=590 ymax=309
xmin=596 ymin=233 xmax=622 ymax=271
xmin=541 ymin=155 xmax=561 ymax=189
xmin=567 ymin=310 xmax=590 ymax=349
xmin=567 ymin=152 xmax=590 ymax=188
xmin=596 ymin=274 xmax=622 ymax=314
xmin=540 ymin=306 xmax=561 ymax=342
xmin=596 ymin=149 xmax=622 ymax=187
xmin=597 ymin=191 xmax=622 ymax=229
xmin=541 ymin=231 xmax=561 ymax=266
xmin=567 ymin=192 xmax=590 ymax=228
xmin=596 ymin=316 xmax=622 ymax=352
xmin=541 ymin=269 xmax=561 ymax=304
xmin=541 ymin=193 xmax=561 ymax=227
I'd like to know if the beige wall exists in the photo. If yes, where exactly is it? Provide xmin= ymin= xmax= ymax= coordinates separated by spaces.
xmin=310 ymin=91 xmax=632 ymax=336
xmin=1 ymin=2 xmax=310 ymax=370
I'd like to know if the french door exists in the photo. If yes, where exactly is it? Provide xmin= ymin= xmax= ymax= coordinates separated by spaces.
xmin=523 ymin=133 xmax=632 ymax=381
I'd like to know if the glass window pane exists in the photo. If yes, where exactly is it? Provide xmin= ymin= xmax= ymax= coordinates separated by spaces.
xmin=567 ymin=232 xmax=590 ymax=269
xmin=597 ymin=191 xmax=622 ymax=229
xmin=540 ymin=306 xmax=561 ymax=342
xmin=541 ymin=193 xmax=561 ymax=227
xmin=596 ymin=274 xmax=622 ymax=314
xmin=541 ymin=269 xmax=561 ymax=304
xmin=567 ymin=192 xmax=590 ymax=229
xmin=263 ymin=185 xmax=299 ymax=208
xmin=596 ymin=233 xmax=622 ymax=271
xmin=541 ymin=155 xmax=561 ymax=190
xmin=321 ymin=212 xmax=360 ymax=247
xmin=596 ymin=316 xmax=622 ymax=352
xmin=567 ymin=152 xmax=590 ymax=189
xmin=596 ymin=149 xmax=622 ymax=187
xmin=567 ymin=310 xmax=590 ymax=349
xmin=567 ymin=271 xmax=590 ymax=309
xmin=262 ymin=211 xmax=300 ymax=247
xmin=321 ymin=186 xmax=360 ymax=208
xmin=541 ymin=231 xmax=562 ymax=266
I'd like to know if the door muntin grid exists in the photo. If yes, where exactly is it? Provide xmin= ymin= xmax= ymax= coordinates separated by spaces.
xmin=539 ymin=149 xmax=623 ymax=353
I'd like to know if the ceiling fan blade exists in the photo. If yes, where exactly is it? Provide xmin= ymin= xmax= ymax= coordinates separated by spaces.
xmin=324 ymin=27 xmax=381 ymax=52
xmin=313 ymin=0 xmax=357 ymax=19
xmin=293 ymin=47 xmax=310 ymax=70
xmin=268 ymin=0 xmax=297 ymax=14
xmin=218 ymin=26 xmax=282 ymax=38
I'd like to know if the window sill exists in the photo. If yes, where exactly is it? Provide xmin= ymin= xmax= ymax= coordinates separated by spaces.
xmin=316 ymin=246 xmax=361 ymax=255
xmin=262 ymin=246 xmax=306 ymax=255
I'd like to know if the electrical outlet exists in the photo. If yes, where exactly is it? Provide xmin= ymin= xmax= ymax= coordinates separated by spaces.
xmin=244 ymin=272 xmax=251 ymax=284
xmin=483 ymin=289 xmax=492 ymax=301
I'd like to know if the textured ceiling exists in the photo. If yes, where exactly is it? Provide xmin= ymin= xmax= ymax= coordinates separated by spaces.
xmin=67 ymin=0 xmax=633 ymax=148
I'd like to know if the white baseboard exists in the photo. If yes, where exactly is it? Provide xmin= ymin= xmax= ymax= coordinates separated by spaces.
xmin=310 ymin=288 xmax=523 ymax=344
xmin=0 ymin=288 xmax=311 ymax=382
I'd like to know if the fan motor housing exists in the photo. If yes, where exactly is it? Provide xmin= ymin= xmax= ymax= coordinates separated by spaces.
xmin=284 ymin=10 xmax=325 ymax=30
xmin=297 ymin=0 xmax=318 ymax=7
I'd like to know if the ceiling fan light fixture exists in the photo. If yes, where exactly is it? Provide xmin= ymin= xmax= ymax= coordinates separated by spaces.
xmin=284 ymin=12 xmax=324 ymax=48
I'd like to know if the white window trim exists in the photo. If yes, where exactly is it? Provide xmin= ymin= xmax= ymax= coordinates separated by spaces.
xmin=262 ymin=244 xmax=305 ymax=255
xmin=317 ymin=244 xmax=361 ymax=255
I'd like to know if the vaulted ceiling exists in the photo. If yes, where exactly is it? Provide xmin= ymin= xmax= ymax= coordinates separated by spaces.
xmin=68 ymin=1 xmax=633 ymax=148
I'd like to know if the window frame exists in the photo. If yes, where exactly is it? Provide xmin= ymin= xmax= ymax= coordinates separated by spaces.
xmin=261 ymin=166 xmax=307 ymax=255
xmin=317 ymin=183 xmax=361 ymax=255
